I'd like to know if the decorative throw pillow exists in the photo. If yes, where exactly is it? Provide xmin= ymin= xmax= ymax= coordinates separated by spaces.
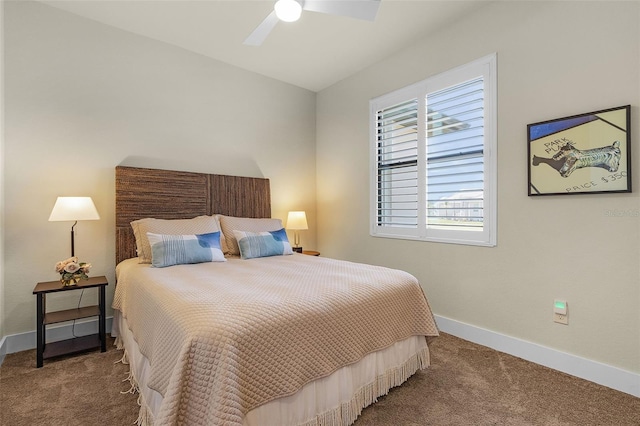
xmin=233 ymin=229 xmax=293 ymax=260
xmin=131 ymin=216 xmax=220 ymax=263
xmin=219 ymin=215 xmax=284 ymax=256
xmin=147 ymin=231 xmax=226 ymax=268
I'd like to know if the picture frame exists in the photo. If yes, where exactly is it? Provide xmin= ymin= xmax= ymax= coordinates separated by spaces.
xmin=528 ymin=105 xmax=631 ymax=196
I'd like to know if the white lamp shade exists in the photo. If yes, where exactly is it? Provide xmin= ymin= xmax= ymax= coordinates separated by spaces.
xmin=274 ymin=0 xmax=302 ymax=22
xmin=286 ymin=211 xmax=308 ymax=230
xmin=49 ymin=197 xmax=100 ymax=222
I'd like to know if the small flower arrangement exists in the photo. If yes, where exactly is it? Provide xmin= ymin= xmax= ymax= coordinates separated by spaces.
xmin=55 ymin=256 xmax=91 ymax=286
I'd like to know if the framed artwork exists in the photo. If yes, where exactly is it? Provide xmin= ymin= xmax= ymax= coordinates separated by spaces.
xmin=528 ymin=105 xmax=631 ymax=196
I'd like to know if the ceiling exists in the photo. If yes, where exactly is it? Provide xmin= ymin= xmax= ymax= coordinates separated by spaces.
xmin=41 ymin=0 xmax=490 ymax=92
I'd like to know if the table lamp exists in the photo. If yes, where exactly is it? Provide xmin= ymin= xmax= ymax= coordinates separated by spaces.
xmin=286 ymin=211 xmax=308 ymax=253
xmin=49 ymin=197 xmax=100 ymax=257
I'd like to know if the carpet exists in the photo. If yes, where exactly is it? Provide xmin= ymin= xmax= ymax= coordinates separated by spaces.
xmin=1 ymin=333 xmax=638 ymax=425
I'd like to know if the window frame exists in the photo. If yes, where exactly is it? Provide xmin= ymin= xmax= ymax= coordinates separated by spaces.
xmin=369 ymin=53 xmax=497 ymax=247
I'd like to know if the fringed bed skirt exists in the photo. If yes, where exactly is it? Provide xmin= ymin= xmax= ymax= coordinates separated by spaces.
xmin=113 ymin=311 xmax=430 ymax=426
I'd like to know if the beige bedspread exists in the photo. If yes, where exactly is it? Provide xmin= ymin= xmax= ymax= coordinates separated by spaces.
xmin=114 ymin=254 xmax=439 ymax=425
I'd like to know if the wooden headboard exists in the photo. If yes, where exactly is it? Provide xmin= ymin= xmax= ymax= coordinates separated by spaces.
xmin=115 ymin=166 xmax=271 ymax=264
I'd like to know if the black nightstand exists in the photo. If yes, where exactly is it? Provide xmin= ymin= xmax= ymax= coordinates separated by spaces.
xmin=32 ymin=276 xmax=108 ymax=368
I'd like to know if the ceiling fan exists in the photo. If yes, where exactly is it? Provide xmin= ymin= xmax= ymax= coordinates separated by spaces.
xmin=244 ymin=0 xmax=381 ymax=46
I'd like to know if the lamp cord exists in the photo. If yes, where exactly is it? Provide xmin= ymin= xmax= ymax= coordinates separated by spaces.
xmin=72 ymin=289 xmax=85 ymax=338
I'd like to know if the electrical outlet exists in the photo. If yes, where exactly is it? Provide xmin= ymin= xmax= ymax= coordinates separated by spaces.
xmin=553 ymin=312 xmax=568 ymax=325
xmin=553 ymin=300 xmax=568 ymax=325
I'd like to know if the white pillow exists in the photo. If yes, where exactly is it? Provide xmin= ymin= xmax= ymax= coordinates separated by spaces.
xmin=219 ymin=215 xmax=284 ymax=256
xmin=131 ymin=215 xmax=220 ymax=263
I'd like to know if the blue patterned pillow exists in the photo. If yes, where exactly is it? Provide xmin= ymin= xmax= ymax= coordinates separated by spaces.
xmin=147 ymin=231 xmax=226 ymax=268
xmin=233 ymin=228 xmax=293 ymax=260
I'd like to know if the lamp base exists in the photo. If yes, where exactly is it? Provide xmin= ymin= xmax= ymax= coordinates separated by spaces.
xmin=293 ymin=246 xmax=303 ymax=253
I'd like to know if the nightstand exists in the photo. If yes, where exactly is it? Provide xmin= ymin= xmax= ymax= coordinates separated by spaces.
xmin=302 ymin=250 xmax=320 ymax=256
xmin=32 ymin=276 xmax=108 ymax=368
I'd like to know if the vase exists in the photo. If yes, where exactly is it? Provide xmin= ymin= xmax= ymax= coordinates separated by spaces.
xmin=61 ymin=275 xmax=82 ymax=286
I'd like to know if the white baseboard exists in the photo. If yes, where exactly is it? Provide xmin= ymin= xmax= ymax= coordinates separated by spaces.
xmin=0 ymin=317 xmax=113 ymax=365
xmin=435 ymin=315 xmax=640 ymax=398
xmin=0 ymin=335 xmax=6 ymax=366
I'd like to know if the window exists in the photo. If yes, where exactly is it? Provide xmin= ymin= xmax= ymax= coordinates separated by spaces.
xmin=370 ymin=54 xmax=497 ymax=246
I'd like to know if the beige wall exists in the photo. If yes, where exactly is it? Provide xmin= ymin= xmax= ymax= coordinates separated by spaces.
xmin=317 ymin=1 xmax=640 ymax=373
xmin=2 ymin=1 xmax=316 ymax=336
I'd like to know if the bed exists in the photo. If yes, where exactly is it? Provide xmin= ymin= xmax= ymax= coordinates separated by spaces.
xmin=112 ymin=165 xmax=439 ymax=426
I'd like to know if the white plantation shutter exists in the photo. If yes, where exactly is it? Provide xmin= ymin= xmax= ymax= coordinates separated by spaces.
xmin=370 ymin=54 xmax=497 ymax=246
xmin=426 ymin=78 xmax=485 ymax=229
xmin=375 ymin=98 xmax=419 ymax=229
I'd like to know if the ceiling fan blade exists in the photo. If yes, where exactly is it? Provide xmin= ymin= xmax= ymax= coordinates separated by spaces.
xmin=244 ymin=10 xmax=280 ymax=46
xmin=302 ymin=0 xmax=381 ymax=21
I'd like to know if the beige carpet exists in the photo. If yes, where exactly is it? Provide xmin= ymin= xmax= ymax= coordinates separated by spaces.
xmin=0 ymin=333 xmax=638 ymax=425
